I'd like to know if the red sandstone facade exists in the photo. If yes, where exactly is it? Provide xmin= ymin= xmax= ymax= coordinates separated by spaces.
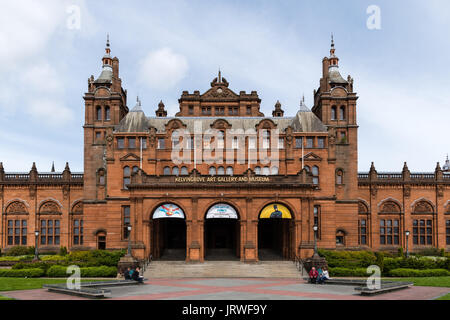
xmin=0 ymin=39 xmax=449 ymax=261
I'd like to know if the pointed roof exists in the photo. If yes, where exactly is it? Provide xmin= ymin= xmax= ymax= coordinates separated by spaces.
xmin=95 ymin=34 xmax=113 ymax=83
xmin=299 ymin=95 xmax=311 ymax=112
xmin=117 ymin=97 xmax=148 ymax=133
xmin=328 ymin=35 xmax=347 ymax=85
xmin=443 ymin=154 xmax=450 ymax=171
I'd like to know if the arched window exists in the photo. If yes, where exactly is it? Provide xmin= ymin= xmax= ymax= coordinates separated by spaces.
xmin=312 ymin=166 xmax=319 ymax=185
xmin=6 ymin=201 xmax=28 ymax=215
xmin=209 ymin=167 xmax=217 ymax=176
xmin=262 ymin=167 xmax=270 ymax=176
xmin=336 ymin=230 xmax=345 ymax=245
xmin=226 ymin=167 xmax=234 ymax=176
xmin=339 ymin=106 xmax=345 ymax=120
xmin=172 ymin=167 xmax=179 ymax=176
xmin=163 ymin=166 xmax=171 ymax=176
xmin=232 ymin=137 xmax=239 ymax=149
xmin=180 ymin=167 xmax=188 ymax=176
xmin=336 ymin=169 xmax=344 ymax=185
xmin=96 ymin=106 xmax=102 ymax=121
xmin=262 ymin=130 xmax=270 ymax=149
xmin=412 ymin=201 xmax=434 ymax=214
xmin=271 ymin=166 xmax=279 ymax=175
xmin=105 ymin=106 xmax=110 ymax=121
xmin=304 ymin=165 xmax=310 ymax=173
xmin=98 ymin=169 xmax=106 ymax=186
xmin=331 ymin=106 xmax=337 ymax=120
xmin=255 ymin=166 xmax=261 ymax=175
xmin=97 ymin=233 xmax=106 ymax=250
xmin=132 ymin=166 xmax=139 ymax=174
xmin=123 ymin=166 xmax=131 ymax=189
xmin=218 ymin=167 xmax=225 ymax=175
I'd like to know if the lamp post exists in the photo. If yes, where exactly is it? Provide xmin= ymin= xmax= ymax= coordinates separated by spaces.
xmin=405 ymin=230 xmax=410 ymax=258
xmin=34 ymin=230 xmax=40 ymax=261
xmin=127 ymin=225 xmax=132 ymax=257
xmin=313 ymin=225 xmax=318 ymax=257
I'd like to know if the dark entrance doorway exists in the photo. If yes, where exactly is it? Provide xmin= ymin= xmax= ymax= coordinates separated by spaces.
xmin=204 ymin=219 xmax=240 ymax=260
xmin=258 ymin=219 xmax=291 ymax=260
xmin=152 ymin=219 xmax=186 ymax=261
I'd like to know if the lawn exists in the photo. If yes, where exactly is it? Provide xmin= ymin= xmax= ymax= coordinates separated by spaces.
xmin=436 ymin=293 xmax=450 ymax=300
xmin=0 ymin=278 xmax=110 ymax=292
xmin=385 ymin=277 xmax=450 ymax=288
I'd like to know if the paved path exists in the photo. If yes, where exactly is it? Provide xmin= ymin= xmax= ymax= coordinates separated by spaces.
xmin=1 ymin=278 xmax=448 ymax=300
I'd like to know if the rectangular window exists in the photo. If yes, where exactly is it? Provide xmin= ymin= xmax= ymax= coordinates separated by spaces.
xmin=228 ymin=107 xmax=233 ymax=115
xmin=7 ymin=220 xmax=27 ymax=246
xmin=40 ymin=219 xmax=60 ymax=246
xmin=380 ymin=219 xmax=399 ymax=245
xmin=340 ymin=132 xmax=347 ymax=143
xmin=247 ymin=106 xmax=251 ymax=115
xmin=188 ymin=105 xmax=194 ymax=115
xmin=306 ymin=137 xmax=314 ymax=148
xmin=359 ymin=219 xmax=367 ymax=245
xmin=413 ymin=219 xmax=433 ymax=245
xmin=318 ymin=137 xmax=325 ymax=148
xmin=295 ymin=137 xmax=303 ymax=149
xmin=157 ymin=138 xmax=165 ymax=149
xmin=123 ymin=206 xmax=131 ymax=239
xmin=278 ymin=138 xmax=284 ymax=149
xmin=95 ymin=132 xmax=102 ymax=141
xmin=117 ymin=138 xmax=125 ymax=149
xmin=73 ymin=219 xmax=84 ymax=245
xmin=140 ymin=138 xmax=147 ymax=149
xmin=446 ymin=220 xmax=450 ymax=245
xmin=232 ymin=137 xmax=239 ymax=149
xmin=105 ymin=107 xmax=110 ymax=121
xmin=248 ymin=137 xmax=256 ymax=150
xmin=128 ymin=138 xmax=136 ymax=149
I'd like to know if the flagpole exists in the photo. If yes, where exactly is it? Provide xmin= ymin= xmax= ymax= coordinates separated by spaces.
xmin=140 ymin=137 xmax=143 ymax=169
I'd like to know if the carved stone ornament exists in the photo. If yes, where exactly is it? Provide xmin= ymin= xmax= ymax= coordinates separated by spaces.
xmin=6 ymin=201 xmax=28 ymax=215
xmin=29 ymin=186 xmax=36 ymax=200
xmin=62 ymin=185 xmax=70 ymax=200
xmin=106 ymin=134 xmax=114 ymax=147
xmin=404 ymin=186 xmax=411 ymax=198
xmin=413 ymin=201 xmax=433 ymax=214
xmin=40 ymin=201 xmax=61 ymax=215
xmin=72 ymin=202 xmax=83 ymax=215
xmin=358 ymin=202 xmax=368 ymax=214
xmin=380 ymin=201 xmax=401 ymax=214
xmin=437 ymin=186 xmax=444 ymax=198
xmin=371 ymin=186 xmax=377 ymax=197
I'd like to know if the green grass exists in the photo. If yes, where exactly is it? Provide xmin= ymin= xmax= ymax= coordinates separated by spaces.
xmin=0 ymin=295 xmax=15 ymax=300
xmin=0 ymin=278 xmax=110 ymax=292
xmin=436 ymin=293 xmax=450 ymax=300
xmin=384 ymin=277 xmax=450 ymax=288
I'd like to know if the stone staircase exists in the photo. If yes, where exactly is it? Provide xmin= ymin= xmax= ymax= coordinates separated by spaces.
xmin=144 ymin=260 xmax=303 ymax=279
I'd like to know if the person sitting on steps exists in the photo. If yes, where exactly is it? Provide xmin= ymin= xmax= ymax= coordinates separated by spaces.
xmin=309 ymin=267 xmax=319 ymax=284
xmin=132 ymin=267 xmax=144 ymax=284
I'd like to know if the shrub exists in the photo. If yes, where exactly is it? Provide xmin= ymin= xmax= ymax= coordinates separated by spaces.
xmin=0 ymin=256 xmax=22 ymax=262
xmin=0 ymin=268 xmax=45 ymax=278
xmin=375 ymin=252 xmax=384 ymax=272
xmin=40 ymin=255 xmax=67 ymax=263
xmin=318 ymin=250 xmax=377 ymax=268
xmin=328 ymin=267 xmax=369 ymax=277
xmin=66 ymin=250 xmax=126 ymax=267
xmin=414 ymin=248 xmax=442 ymax=257
xmin=59 ymin=247 xmax=68 ymax=256
xmin=46 ymin=265 xmax=118 ymax=278
xmin=12 ymin=262 xmax=55 ymax=272
xmin=389 ymin=268 xmax=450 ymax=277
xmin=397 ymin=247 xmax=404 ymax=258
xmin=6 ymin=246 xmax=35 ymax=256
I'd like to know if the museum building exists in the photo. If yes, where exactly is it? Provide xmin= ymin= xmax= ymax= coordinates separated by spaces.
xmin=0 ymin=38 xmax=449 ymax=261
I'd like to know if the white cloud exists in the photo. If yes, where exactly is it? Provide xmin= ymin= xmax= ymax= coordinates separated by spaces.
xmin=21 ymin=62 xmax=63 ymax=93
xmin=138 ymin=47 xmax=189 ymax=90
xmin=25 ymin=99 xmax=74 ymax=125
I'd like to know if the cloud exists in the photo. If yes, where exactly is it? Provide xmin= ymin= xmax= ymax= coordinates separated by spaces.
xmin=138 ymin=47 xmax=189 ymax=90
xmin=25 ymin=99 xmax=74 ymax=125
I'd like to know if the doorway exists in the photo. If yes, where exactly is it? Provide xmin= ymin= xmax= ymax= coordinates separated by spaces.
xmin=204 ymin=219 xmax=240 ymax=260
xmin=152 ymin=218 xmax=186 ymax=261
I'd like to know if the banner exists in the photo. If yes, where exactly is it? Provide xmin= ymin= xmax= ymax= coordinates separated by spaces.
xmin=260 ymin=203 xmax=292 ymax=219
xmin=153 ymin=204 xmax=185 ymax=219
xmin=206 ymin=204 xmax=238 ymax=219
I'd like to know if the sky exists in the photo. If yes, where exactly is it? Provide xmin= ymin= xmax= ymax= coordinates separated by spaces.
xmin=0 ymin=0 xmax=449 ymax=173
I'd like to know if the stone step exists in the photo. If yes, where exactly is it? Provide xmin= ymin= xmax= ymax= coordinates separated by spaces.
xmin=144 ymin=261 xmax=302 ymax=279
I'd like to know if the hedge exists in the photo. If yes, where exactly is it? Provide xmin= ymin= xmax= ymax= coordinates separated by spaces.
xmin=328 ymin=267 xmax=369 ymax=277
xmin=384 ymin=257 xmax=450 ymax=274
xmin=318 ymin=249 xmax=377 ymax=268
xmin=4 ymin=246 xmax=36 ymax=256
xmin=46 ymin=265 xmax=118 ymax=278
xmin=66 ymin=250 xmax=126 ymax=267
xmin=389 ymin=268 xmax=450 ymax=277
xmin=0 ymin=268 xmax=45 ymax=278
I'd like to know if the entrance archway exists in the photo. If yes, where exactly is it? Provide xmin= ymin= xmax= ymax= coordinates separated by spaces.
xmin=204 ymin=203 xmax=240 ymax=261
xmin=151 ymin=203 xmax=186 ymax=261
xmin=258 ymin=203 xmax=293 ymax=260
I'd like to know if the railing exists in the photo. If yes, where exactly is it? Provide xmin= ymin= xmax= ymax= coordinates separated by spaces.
xmin=142 ymin=254 xmax=153 ymax=273
xmin=294 ymin=255 xmax=304 ymax=275
xmin=4 ymin=174 xmax=29 ymax=181
xmin=358 ymin=173 xmax=369 ymax=179
xmin=377 ymin=173 xmax=402 ymax=179
xmin=2 ymin=172 xmax=84 ymax=183
xmin=411 ymin=173 xmax=435 ymax=180
xmin=444 ymin=174 xmax=450 ymax=180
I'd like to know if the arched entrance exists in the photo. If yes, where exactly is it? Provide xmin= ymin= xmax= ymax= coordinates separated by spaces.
xmin=258 ymin=203 xmax=293 ymax=260
xmin=204 ymin=203 xmax=240 ymax=261
xmin=151 ymin=203 xmax=186 ymax=261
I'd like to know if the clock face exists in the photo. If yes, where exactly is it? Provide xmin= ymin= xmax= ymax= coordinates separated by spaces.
xmin=217 ymin=88 xmax=223 ymax=94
